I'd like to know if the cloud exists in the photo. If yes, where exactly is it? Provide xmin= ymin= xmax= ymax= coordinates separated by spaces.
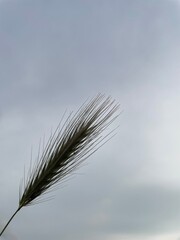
xmin=1 ymin=0 xmax=180 ymax=240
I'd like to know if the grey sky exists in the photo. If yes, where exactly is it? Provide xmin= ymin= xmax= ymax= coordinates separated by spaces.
xmin=1 ymin=0 xmax=180 ymax=239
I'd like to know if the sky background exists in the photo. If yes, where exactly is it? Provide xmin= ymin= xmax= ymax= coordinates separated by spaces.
xmin=1 ymin=0 xmax=180 ymax=239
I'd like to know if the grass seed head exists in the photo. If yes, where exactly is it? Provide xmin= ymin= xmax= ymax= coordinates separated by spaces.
xmin=19 ymin=94 xmax=119 ymax=208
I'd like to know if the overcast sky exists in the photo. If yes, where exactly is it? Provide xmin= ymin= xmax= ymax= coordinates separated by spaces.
xmin=1 ymin=0 xmax=180 ymax=240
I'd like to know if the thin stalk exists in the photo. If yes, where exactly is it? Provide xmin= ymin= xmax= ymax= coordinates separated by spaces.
xmin=0 ymin=207 xmax=22 ymax=236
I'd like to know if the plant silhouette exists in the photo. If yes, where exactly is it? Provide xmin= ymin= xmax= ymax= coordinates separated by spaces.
xmin=0 ymin=94 xmax=119 ymax=237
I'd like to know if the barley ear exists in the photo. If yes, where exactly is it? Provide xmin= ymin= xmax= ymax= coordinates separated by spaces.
xmin=0 ymin=94 xmax=119 ymax=236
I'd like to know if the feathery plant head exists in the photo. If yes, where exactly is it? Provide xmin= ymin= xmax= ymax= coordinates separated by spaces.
xmin=19 ymin=94 xmax=119 ymax=207
xmin=0 ymin=93 xmax=119 ymax=237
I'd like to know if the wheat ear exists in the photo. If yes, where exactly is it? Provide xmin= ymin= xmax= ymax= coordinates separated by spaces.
xmin=0 ymin=94 xmax=119 ymax=236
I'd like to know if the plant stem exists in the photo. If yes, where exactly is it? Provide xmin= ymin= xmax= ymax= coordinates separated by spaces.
xmin=0 ymin=207 xmax=22 ymax=236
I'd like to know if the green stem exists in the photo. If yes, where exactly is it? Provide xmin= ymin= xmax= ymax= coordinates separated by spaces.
xmin=0 ymin=207 xmax=22 ymax=236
